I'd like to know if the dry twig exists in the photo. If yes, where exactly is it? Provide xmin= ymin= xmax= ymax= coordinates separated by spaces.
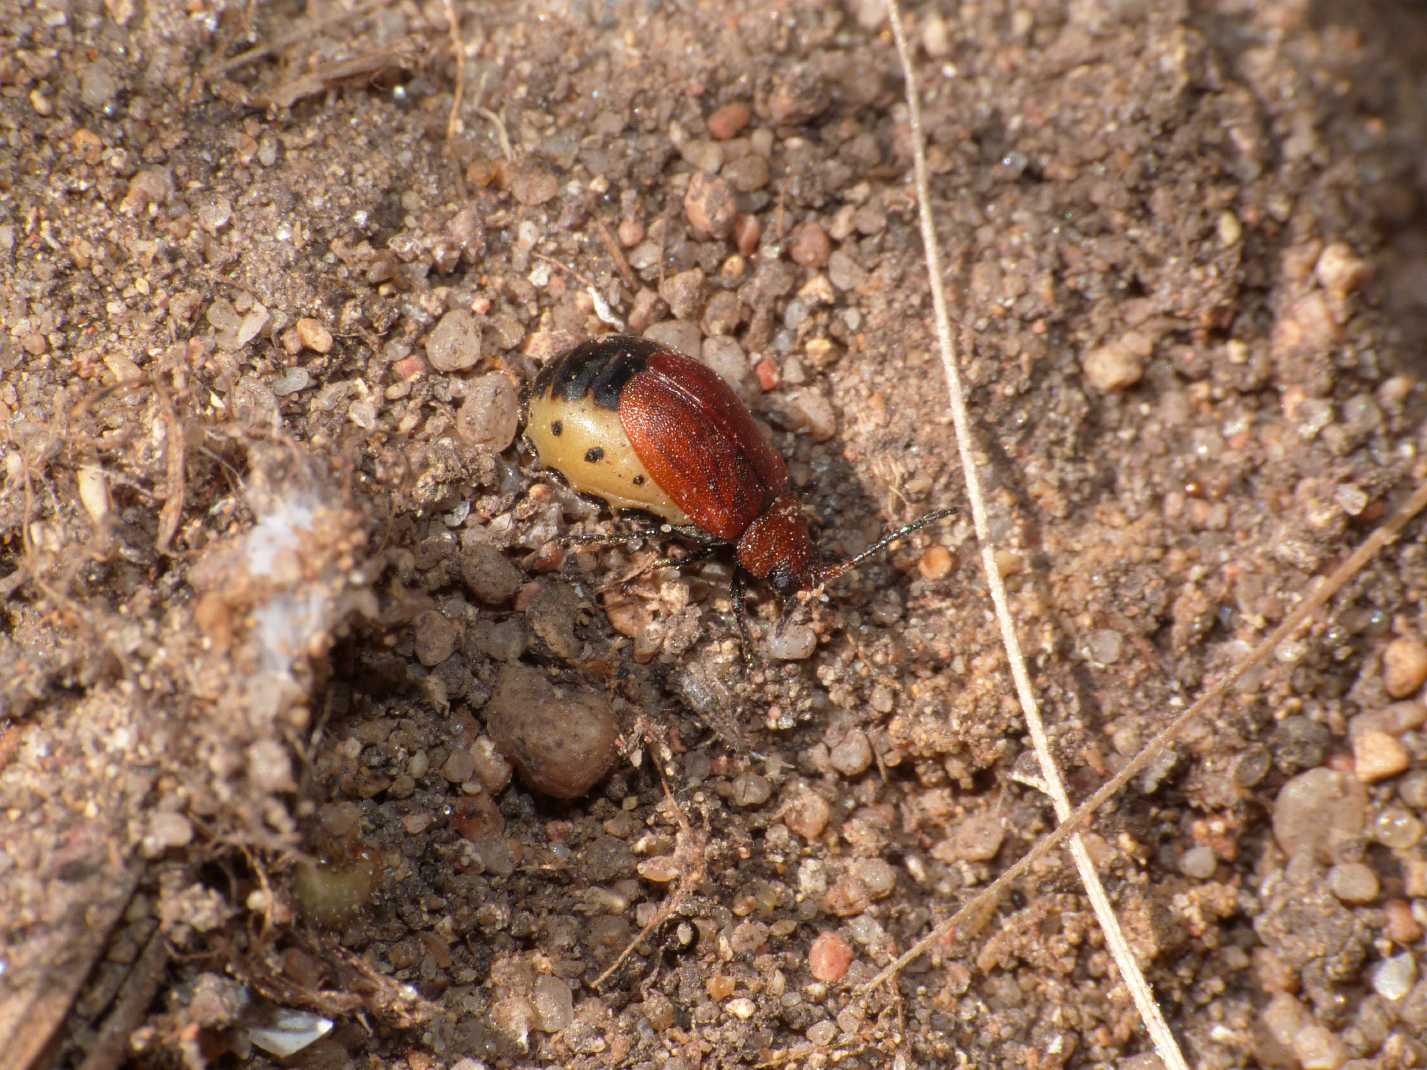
xmin=883 ymin=3 xmax=1187 ymax=1064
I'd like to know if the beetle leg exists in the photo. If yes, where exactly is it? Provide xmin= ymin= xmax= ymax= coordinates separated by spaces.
xmin=666 ymin=524 xmax=725 ymax=548
xmin=564 ymin=528 xmax=660 ymax=547
xmin=730 ymin=569 xmax=754 ymax=675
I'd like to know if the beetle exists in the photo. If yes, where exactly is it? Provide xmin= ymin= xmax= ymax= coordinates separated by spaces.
xmin=523 ymin=334 xmax=953 ymax=664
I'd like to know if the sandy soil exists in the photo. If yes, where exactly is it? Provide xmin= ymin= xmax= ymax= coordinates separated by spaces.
xmin=3 ymin=1 xmax=1427 ymax=1068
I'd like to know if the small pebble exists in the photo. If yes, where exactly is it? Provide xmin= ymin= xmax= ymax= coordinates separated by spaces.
xmin=272 ymin=368 xmax=311 ymax=396
xmin=1370 ymin=952 xmax=1417 ymax=1002
xmin=766 ymin=622 xmax=817 ymax=660
xmin=617 ymin=218 xmax=644 ymax=247
xmin=1087 ymin=628 xmax=1124 ymax=665
xmin=79 ymin=59 xmax=120 ymax=111
xmin=722 ymin=153 xmax=770 ymax=193
xmin=1383 ymin=637 xmax=1427 ymax=698
xmin=1082 ymin=332 xmax=1151 ymax=392
xmin=827 ymin=249 xmax=865 ymax=291
xmin=852 ymin=858 xmax=897 ymax=899
xmin=442 ymin=747 xmax=476 ymax=784
xmin=734 ymin=214 xmax=762 ymax=257
xmin=1179 ymin=845 xmax=1217 ymax=880
xmin=471 ymin=736 xmax=514 ymax=792
xmin=425 ymin=308 xmax=483 ymax=372
xmin=731 ymin=772 xmax=773 ymax=808
xmin=684 ymin=173 xmax=736 ymax=238
xmin=413 ymin=609 xmax=461 ymax=667
xmin=781 ymin=789 xmax=831 ymax=840
xmin=707 ymin=101 xmax=752 ymax=140
xmin=532 ymin=976 xmax=574 ymax=1032
xmin=1373 ymin=806 xmax=1424 ymax=849
xmin=918 ymin=545 xmax=952 ymax=580
xmin=659 ymin=267 xmax=705 ymax=320
xmin=822 ymin=873 xmax=872 ymax=917
xmin=1354 ymin=729 xmax=1410 ymax=784
xmin=1293 ymin=1022 xmax=1347 ymax=1070
xmin=808 ymin=931 xmax=854 ymax=982
xmin=144 ymin=811 xmax=194 ymax=856
xmin=510 ymin=163 xmax=559 ymax=207
xmin=785 ymin=387 xmax=837 ymax=440
xmin=1272 ymin=768 xmax=1367 ymax=862
xmin=461 ymin=543 xmax=523 ymax=604
xmin=485 ymin=665 xmax=618 ymax=799
xmin=725 ymin=998 xmax=756 ymax=1020
xmin=828 ymin=730 xmax=873 ymax=777
xmin=730 ymin=920 xmax=769 ymax=954
xmin=295 ymin=317 xmax=333 ymax=354
xmin=948 ymin=813 xmax=1005 ymax=863
xmin=1385 ymin=899 xmax=1424 ymax=944
xmin=708 ymin=974 xmax=737 ymax=1002
xmin=789 ymin=221 xmax=832 ymax=269
xmin=456 ymin=373 xmax=521 ymax=451
xmin=637 ymin=856 xmax=680 ymax=883
xmin=806 ymin=1020 xmax=837 ymax=1045
xmin=1327 ymin=861 xmax=1380 ymax=904
xmin=1315 ymin=242 xmax=1371 ymax=298
xmin=490 ymin=996 xmax=536 ymax=1050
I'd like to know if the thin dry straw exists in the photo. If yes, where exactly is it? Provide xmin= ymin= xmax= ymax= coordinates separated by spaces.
xmin=877 ymin=16 xmax=1427 ymax=1067
xmin=883 ymin=3 xmax=1187 ymax=1064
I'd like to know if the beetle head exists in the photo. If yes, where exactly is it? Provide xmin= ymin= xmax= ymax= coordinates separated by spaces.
xmin=735 ymin=495 xmax=818 ymax=596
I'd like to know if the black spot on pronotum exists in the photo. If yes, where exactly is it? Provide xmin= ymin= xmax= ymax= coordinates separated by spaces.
xmin=632 ymin=474 xmax=645 ymax=486
xmin=585 ymin=447 xmax=605 ymax=464
xmin=550 ymin=420 xmax=563 ymax=437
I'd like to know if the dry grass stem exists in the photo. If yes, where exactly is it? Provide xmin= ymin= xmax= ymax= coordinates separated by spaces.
xmin=885 ymin=3 xmax=1187 ymax=1065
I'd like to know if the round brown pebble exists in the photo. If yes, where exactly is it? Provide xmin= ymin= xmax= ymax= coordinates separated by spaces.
xmin=684 ymin=173 xmax=736 ymax=238
xmin=456 ymin=373 xmax=521 ymax=451
xmin=426 ymin=308 xmax=483 ymax=372
xmin=1383 ymin=636 xmax=1427 ymax=698
xmin=1327 ymin=861 xmax=1379 ymax=904
xmin=294 ymin=317 xmax=333 ymax=354
xmin=781 ymin=789 xmax=831 ymax=840
xmin=707 ymin=101 xmax=752 ymax=140
xmin=1315 ymin=241 xmax=1371 ymax=297
xmin=1272 ymin=767 xmax=1366 ymax=862
xmin=808 ymin=931 xmax=854 ymax=982
xmin=828 ymin=729 xmax=873 ymax=777
xmin=461 ymin=543 xmax=523 ymax=604
xmin=1082 ymin=332 xmax=1151 ymax=392
xmin=510 ymin=163 xmax=559 ymax=207
xmin=734 ymin=214 xmax=761 ymax=257
xmin=1385 ymin=898 xmax=1424 ymax=944
xmin=441 ymin=746 xmax=476 ymax=784
xmin=947 ymin=812 xmax=1006 ymax=863
xmin=789 ymin=220 xmax=832 ymax=269
xmin=617 ymin=218 xmax=644 ymax=247
xmin=766 ymin=622 xmax=817 ymax=661
xmin=484 ymin=664 xmax=618 ymax=799
xmin=1353 ymin=729 xmax=1410 ymax=784
xmin=918 ymin=545 xmax=953 ymax=581
xmin=413 ymin=609 xmax=461 ymax=667
xmin=731 ymin=772 xmax=773 ymax=808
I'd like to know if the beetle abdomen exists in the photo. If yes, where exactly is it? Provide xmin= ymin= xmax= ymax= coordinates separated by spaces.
xmin=525 ymin=338 xmax=688 ymax=523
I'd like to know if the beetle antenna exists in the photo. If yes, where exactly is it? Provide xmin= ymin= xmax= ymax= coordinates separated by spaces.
xmin=817 ymin=508 xmax=956 ymax=587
